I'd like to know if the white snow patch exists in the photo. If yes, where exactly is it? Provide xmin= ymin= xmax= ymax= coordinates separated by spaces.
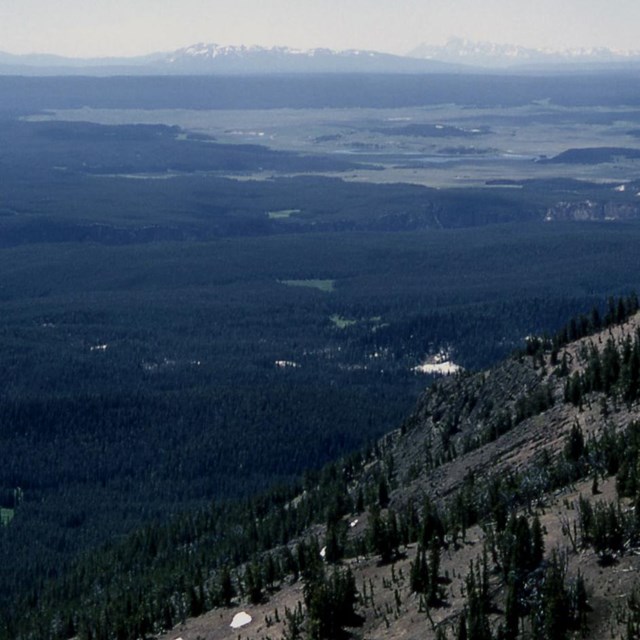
xmin=435 ymin=124 xmax=445 ymax=129
xmin=614 ymin=184 xmax=627 ymax=192
xmin=412 ymin=350 xmax=462 ymax=376
xmin=230 ymin=612 xmax=252 ymax=629
xmin=90 ymin=344 xmax=108 ymax=352
xmin=226 ymin=129 xmax=266 ymax=137
xmin=413 ymin=361 xmax=461 ymax=375
xmin=275 ymin=360 xmax=300 ymax=369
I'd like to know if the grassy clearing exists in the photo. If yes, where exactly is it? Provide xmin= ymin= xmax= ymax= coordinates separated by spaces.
xmin=279 ymin=279 xmax=336 ymax=292
xmin=330 ymin=314 xmax=357 ymax=328
xmin=1 ymin=508 xmax=14 ymax=526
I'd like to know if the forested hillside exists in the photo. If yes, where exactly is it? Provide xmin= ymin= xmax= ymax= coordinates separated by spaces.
xmin=4 ymin=297 xmax=640 ymax=640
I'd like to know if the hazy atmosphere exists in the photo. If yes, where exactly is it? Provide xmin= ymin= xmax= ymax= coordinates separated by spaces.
xmin=3 ymin=0 xmax=640 ymax=57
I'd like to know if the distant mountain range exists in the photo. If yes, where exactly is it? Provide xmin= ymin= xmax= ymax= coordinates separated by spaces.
xmin=0 ymin=44 xmax=456 ymax=76
xmin=2 ymin=39 xmax=640 ymax=75
xmin=161 ymin=43 xmax=463 ymax=73
xmin=409 ymin=37 xmax=640 ymax=69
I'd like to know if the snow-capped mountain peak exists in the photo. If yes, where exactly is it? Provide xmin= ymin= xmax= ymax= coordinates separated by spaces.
xmin=409 ymin=37 xmax=640 ymax=68
xmin=157 ymin=43 xmax=446 ymax=74
xmin=165 ymin=43 xmax=385 ymax=64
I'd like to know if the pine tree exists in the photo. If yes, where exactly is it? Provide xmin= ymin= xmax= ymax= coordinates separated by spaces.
xmin=378 ymin=476 xmax=390 ymax=508
xmin=625 ymin=585 xmax=640 ymax=640
xmin=465 ymin=556 xmax=492 ymax=640
xmin=304 ymin=567 xmax=358 ymax=640
xmin=530 ymin=514 xmax=544 ymax=569
xmin=282 ymin=605 xmax=304 ymax=640
xmin=421 ymin=496 xmax=445 ymax=546
xmin=570 ymin=572 xmax=589 ymax=632
xmin=324 ymin=522 xmax=343 ymax=564
xmin=245 ymin=562 xmax=264 ymax=605
xmin=565 ymin=422 xmax=585 ymax=463
xmin=435 ymin=627 xmax=448 ymax=640
xmin=428 ymin=539 xmax=442 ymax=607
xmin=410 ymin=545 xmax=429 ymax=595
xmin=535 ymin=552 xmax=570 ymax=640
xmin=503 ymin=579 xmax=519 ymax=640
xmin=457 ymin=616 xmax=468 ymax=640
xmin=367 ymin=505 xmax=399 ymax=563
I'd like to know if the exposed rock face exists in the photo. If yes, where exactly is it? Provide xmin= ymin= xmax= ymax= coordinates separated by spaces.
xmin=545 ymin=199 xmax=640 ymax=221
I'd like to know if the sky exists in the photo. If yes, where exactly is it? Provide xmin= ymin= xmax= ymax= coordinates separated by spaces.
xmin=2 ymin=0 xmax=640 ymax=58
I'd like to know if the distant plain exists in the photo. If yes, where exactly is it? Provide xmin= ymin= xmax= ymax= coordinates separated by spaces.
xmin=28 ymin=102 xmax=640 ymax=186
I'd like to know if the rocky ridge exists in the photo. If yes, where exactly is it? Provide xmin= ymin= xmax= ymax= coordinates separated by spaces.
xmin=155 ymin=310 xmax=640 ymax=640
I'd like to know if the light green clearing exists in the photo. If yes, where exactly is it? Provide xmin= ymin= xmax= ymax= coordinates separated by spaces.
xmin=280 ymin=279 xmax=335 ymax=292
xmin=267 ymin=209 xmax=302 ymax=219
xmin=1 ymin=508 xmax=14 ymax=526
xmin=330 ymin=314 xmax=357 ymax=328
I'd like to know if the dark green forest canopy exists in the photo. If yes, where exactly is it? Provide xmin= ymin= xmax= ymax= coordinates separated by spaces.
xmin=3 ymin=73 xmax=640 ymax=111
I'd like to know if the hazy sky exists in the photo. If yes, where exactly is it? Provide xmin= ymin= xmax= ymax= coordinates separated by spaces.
xmin=2 ymin=0 xmax=640 ymax=58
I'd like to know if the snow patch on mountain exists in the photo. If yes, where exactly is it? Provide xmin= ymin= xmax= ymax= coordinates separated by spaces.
xmin=409 ymin=37 xmax=640 ymax=68
xmin=166 ymin=43 xmax=385 ymax=64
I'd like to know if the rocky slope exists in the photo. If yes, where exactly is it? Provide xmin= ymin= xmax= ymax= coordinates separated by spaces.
xmin=154 ymin=310 xmax=640 ymax=640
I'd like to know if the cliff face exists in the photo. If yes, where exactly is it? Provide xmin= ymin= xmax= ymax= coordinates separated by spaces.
xmin=545 ymin=199 xmax=640 ymax=221
xmin=392 ymin=310 xmax=640 ymax=495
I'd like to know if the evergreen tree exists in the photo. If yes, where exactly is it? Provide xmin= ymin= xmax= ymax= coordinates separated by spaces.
xmin=218 ymin=566 xmax=235 ymax=607
xmin=625 ymin=586 xmax=640 ymax=640
xmin=324 ymin=522 xmax=344 ymax=564
xmin=428 ymin=539 xmax=442 ymax=607
xmin=465 ymin=555 xmax=492 ymax=640
xmin=533 ymin=552 xmax=570 ymax=640
xmin=367 ymin=505 xmax=399 ymax=563
xmin=530 ymin=514 xmax=545 ymax=570
xmin=421 ymin=497 xmax=445 ymax=546
xmin=503 ymin=579 xmax=519 ymax=640
xmin=409 ymin=545 xmax=429 ymax=595
xmin=457 ymin=616 xmax=468 ymax=640
xmin=304 ymin=567 xmax=358 ymax=640
xmin=378 ymin=476 xmax=390 ymax=509
xmin=570 ymin=572 xmax=589 ymax=632
xmin=244 ymin=562 xmax=264 ymax=605
xmin=282 ymin=605 xmax=304 ymax=640
xmin=565 ymin=423 xmax=585 ymax=463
